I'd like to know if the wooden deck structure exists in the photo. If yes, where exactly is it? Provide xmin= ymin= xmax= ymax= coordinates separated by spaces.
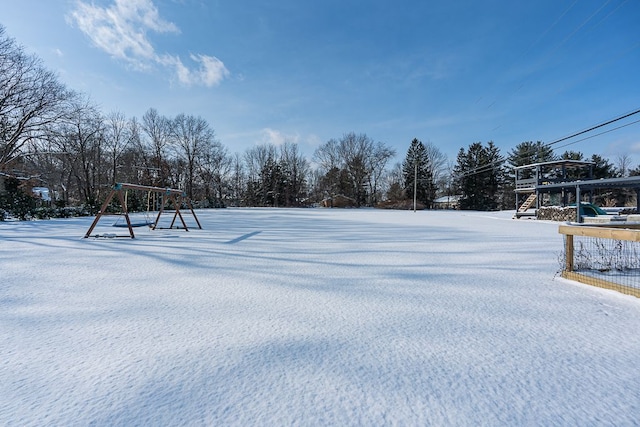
xmin=514 ymin=160 xmax=594 ymax=218
xmin=514 ymin=160 xmax=640 ymax=222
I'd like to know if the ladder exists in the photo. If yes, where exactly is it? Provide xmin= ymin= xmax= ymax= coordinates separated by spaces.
xmin=518 ymin=193 xmax=537 ymax=212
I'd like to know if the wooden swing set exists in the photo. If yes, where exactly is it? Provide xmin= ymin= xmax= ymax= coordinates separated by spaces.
xmin=84 ymin=183 xmax=202 ymax=239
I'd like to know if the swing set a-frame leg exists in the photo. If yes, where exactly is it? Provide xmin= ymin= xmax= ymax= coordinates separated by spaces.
xmin=169 ymin=194 xmax=189 ymax=230
xmin=117 ymin=190 xmax=136 ymax=238
xmin=84 ymin=189 xmax=115 ymax=238
xmin=84 ymin=188 xmax=135 ymax=238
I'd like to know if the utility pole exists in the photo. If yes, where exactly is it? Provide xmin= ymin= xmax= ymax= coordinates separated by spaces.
xmin=413 ymin=161 xmax=417 ymax=213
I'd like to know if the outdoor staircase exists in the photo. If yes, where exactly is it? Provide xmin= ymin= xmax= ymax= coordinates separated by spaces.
xmin=518 ymin=193 xmax=537 ymax=212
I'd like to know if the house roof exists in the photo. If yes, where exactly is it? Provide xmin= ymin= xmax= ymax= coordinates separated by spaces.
xmin=433 ymin=195 xmax=461 ymax=203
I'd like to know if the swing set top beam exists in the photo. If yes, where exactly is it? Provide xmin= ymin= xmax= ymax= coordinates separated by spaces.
xmin=113 ymin=182 xmax=186 ymax=196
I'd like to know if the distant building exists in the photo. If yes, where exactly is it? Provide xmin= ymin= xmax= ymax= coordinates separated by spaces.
xmin=433 ymin=195 xmax=461 ymax=210
xmin=32 ymin=187 xmax=51 ymax=201
xmin=321 ymin=194 xmax=357 ymax=208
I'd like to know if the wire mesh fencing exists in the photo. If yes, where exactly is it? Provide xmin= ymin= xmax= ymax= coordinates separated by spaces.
xmin=559 ymin=224 xmax=640 ymax=298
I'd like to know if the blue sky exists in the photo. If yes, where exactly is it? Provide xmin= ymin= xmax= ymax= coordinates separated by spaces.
xmin=2 ymin=0 xmax=639 ymax=167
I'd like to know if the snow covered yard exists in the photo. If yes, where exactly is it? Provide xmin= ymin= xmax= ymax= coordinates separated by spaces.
xmin=1 ymin=208 xmax=639 ymax=426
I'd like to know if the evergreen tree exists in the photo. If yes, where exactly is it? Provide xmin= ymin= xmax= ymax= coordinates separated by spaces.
xmin=0 ymin=176 xmax=36 ymax=220
xmin=590 ymin=154 xmax=616 ymax=179
xmin=589 ymin=154 xmax=621 ymax=206
xmin=402 ymin=138 xmax=435 ymax=208
xmin=260 ymin=153 xmax=285 ymax=207
xmin=560 ymin=150 xmax=584 ymax=161
xmin=454 ymin=141 xmax=504 ymax=211
xmin=559 ymin=150 xmax=586 ymax=180
xmin=507 ymin=141 xmax=555 ymax=168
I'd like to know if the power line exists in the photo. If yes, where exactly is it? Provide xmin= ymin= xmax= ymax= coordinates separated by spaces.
xmin=506 ymin=109 xmax=640 ymax=166
xmin=546 ymin=108 xmax=640 ymax=147
xmin=453 ymin=108 xmax=640 ymax=180
xmin=554 ymin=118 xmax=640 ymax=150
xmin=480 ymin=0 xmax=580 ymax=110
xmin=556 ymin=0 xmax=614 ymax=48
xmin=482 ymin=0 xmax=631 ymax=134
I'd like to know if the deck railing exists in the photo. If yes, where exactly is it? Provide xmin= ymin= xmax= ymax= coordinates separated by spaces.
xmin=515 ymin=178 xmax=537 ymax=190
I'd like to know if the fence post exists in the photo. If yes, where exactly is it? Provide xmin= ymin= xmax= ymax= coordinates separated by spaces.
xmin=565 ymin=234 xmax=574 ymax=272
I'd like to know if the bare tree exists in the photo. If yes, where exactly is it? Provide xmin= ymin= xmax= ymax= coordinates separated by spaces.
xmin=423 ymin=141 xmax=447 ymax=188
xmin=104 ymin=111 xmax=130 ymax=184
xmin=141 ymin=108 xmax=172 ymax=187
xmin=437 ymin=160 xmax=456 ymax=198
xmin=313 ymin=138 xmax=341 ymax=173
xmin=384 ymin=162 xmax=405 ymax=201
xmin=312 ymin=138 xmax=342 ymax=200
xmin=313 ymin=133 xmax=395 ymax=206
xmin=616 ymin=154 xmax=632 ymax=178
xmin=337 ymin=132 xmax=373 ymax=206
xmin=0 ymin=26 xmax=74 ymax=171
xmin=123 ymin=116 xmax=149 ymax=184
xmin=51 ymin=97 xmax=105 ymax=208
xmin=244 ymin=144 xmax=275 ymax=179
xmin=366 ymin=141 xmax=396 ymax=205
xmin=280 ymin=141 xmax=309 ymax=206
xmin=199 ymin=138 xmax=230 ymax=205
xmin=230 ymin=152 xmax=245 ymax=206
xmin=171 ymin=113 xmax=214 ymax=199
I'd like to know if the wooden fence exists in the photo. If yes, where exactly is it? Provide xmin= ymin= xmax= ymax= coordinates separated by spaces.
xmin=558 ymin=224 xmax=640 ymax=298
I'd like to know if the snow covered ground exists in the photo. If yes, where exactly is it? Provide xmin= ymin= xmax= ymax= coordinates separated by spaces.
xmin=1 ymin=208 xmax=639 ymax=426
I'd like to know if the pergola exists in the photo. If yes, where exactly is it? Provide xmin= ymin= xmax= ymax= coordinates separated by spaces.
xmin=84 ymin=183 xmax=202 ymax=238
xmin=513 ymin=160 xmax=640 ymax=222
xmin=514 ymin=160 xmax=595 ymax=213
xmin=538 ymin=176 xmax=640 ymax=222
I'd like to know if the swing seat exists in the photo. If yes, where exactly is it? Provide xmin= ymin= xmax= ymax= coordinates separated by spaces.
xmin=112 ymin=221 xmax=154 ymax=228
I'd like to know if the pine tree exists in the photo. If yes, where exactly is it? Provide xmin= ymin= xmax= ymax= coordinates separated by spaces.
xmin=507 ymin=141 xmax=555 ymax=168
xmin=559 ymin=150 xmax=586 ymax=180
xmin=589 ymin=154 xmax=622 ymax=206
xmin=402 ymin=138 xmax=435 ymax=208
xmin=560 ymin=150 xmax=584 ymax=161
xmin=454 ymin=141 xmax=504 ymax=211
xmin=590 ymin=154 xmax=616 ymax=179
xmin=260 ymin=154 xmax=285 ymax=207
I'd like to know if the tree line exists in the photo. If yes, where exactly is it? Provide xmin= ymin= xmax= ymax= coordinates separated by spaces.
xmin=0 ymin=26 xmax=396 ymax=212
xmin=1 ymin=25 xmax=637 ymax=219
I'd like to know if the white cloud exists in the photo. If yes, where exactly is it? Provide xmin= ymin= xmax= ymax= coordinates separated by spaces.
xmin=158 ymin=54 xmax=190 ymax=84
xmin=158 ymin=54 xmax=230 ymax=87
xmin=194 ymin=54 xmax=230 ymax=87
xmin=260 ymin=128 xmax=304 ymax=146
xmin=68 ymin=0 xmax=229 ymax=86
xmin=69 ymin=0 xmax=175 ymax=69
